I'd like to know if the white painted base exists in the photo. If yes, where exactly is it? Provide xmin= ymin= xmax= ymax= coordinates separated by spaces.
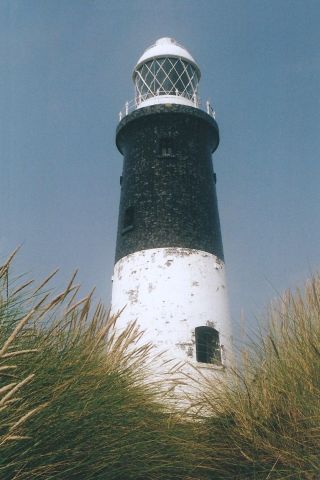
xmin=111 ymin=248 xmax=233 ymax=385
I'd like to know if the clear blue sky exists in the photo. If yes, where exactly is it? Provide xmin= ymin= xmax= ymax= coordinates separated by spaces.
xmin=1 ymin=0 xmax=319 ymax=337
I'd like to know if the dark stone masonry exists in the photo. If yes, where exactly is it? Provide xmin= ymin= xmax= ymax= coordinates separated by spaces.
xmin=115 ymin=104 xmax=224 ymax=263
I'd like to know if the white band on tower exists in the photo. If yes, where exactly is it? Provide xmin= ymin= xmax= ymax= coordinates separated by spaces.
xmin=111 ymin=247 xmax=233 ymax=370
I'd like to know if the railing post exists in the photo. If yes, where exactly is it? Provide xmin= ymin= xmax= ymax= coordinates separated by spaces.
xmin=125 ymin=101 xmax=129 ymax=115
xmin=206 ymin=100 xmax=210 ymax=115
xmin=119 ymin=111 xmax=122 ymax=121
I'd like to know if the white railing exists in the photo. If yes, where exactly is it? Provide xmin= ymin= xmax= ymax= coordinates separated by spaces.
xmin=118 ymin=91 xmax=216 ymax=121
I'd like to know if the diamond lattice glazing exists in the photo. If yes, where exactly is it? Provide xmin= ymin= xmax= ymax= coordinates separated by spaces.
xmin=135 ymin=57 xmax=199 ymax=104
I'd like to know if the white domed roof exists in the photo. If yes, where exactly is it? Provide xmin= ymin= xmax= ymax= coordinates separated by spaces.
xmin=134 ymin=37 xmax=200 ymax=79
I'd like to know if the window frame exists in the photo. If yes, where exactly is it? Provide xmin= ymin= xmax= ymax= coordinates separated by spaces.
xmin=195 ymin=326 xmax=221 ymax=364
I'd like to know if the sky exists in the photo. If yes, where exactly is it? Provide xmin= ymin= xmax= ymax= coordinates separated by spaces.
xmin=1 ymin=0 xmax=320 ymax=338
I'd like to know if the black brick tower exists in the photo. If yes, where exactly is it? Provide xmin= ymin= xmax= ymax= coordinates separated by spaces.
xmin=115 ymin=104 xmax=224 ymax=264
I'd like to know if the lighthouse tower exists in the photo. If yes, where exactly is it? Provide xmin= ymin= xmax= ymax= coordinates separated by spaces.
xmin=111 ymin=38 xmax=233 ymax=382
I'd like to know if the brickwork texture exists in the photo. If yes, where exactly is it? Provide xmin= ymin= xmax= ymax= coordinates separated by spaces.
xmin=115 ymin=104 xmax=224 ymax=263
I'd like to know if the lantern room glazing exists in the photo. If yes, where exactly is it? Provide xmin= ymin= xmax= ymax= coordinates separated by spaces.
xmin=133 ymin=37 xmax=201 ymax=109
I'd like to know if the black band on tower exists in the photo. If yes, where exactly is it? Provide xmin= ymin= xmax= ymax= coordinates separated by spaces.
xmin=115 ymin=104 xmax=224 ymax=264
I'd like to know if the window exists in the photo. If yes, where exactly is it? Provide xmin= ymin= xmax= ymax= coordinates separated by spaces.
xmin=195 ymin=326 xmax=221 ymax=364
xmin=122 ymin=206 xmax=134 ymax=234
xmin=159 ymin=138 xmax=173 ymax=156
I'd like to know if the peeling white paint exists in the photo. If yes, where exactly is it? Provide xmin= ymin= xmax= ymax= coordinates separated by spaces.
xmin=111 ymin=247 xmax=233 ymax=384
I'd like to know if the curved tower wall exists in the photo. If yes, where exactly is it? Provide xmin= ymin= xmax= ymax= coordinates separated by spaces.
xmin=115 ymin=106 xmax=222 ymax=262
xmin=112 ymin=247 xmax=232 ymax=369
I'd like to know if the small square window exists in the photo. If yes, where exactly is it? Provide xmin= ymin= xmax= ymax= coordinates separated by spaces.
xmin=195 ymin=326 xmax=221 ymax=364
xmin=159 ymin=138 xmax=173 ymax=156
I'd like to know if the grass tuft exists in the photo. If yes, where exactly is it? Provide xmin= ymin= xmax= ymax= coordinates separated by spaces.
xmin=198 ymin=276 xmax=320 ymax=479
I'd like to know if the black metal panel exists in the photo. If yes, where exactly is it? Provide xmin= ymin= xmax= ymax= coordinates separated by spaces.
xmin=114 ymin=104 xmax=224 ymax=263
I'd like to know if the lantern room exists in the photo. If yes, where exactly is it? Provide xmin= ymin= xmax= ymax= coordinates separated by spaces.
xmin=133 ymin=37 xmax=201 ymax=109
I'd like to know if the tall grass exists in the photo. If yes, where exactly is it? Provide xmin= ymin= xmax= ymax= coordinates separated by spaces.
xmin=1 ymin=249 xmax=319 ymax=479
xmin=199 ymin=277 xmax=320 ymax=479
xmin=0 ymin=250 xmax=46 ymax=448
xmin=0 ymin=253 xmax=201 ymax=480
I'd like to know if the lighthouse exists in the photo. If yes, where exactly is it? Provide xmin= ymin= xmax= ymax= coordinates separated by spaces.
xmin=111 ymin=37 xmax=233 ymax=384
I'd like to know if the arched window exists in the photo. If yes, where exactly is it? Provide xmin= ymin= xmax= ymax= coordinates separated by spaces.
xmin=195 ymin=326 xmax=221 ymax=364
